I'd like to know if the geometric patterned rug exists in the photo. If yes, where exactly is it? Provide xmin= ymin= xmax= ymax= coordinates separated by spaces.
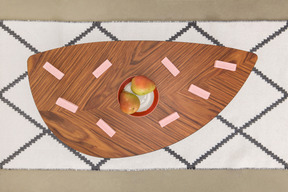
xmin=0 ymin=21 xmax=288 ymax=170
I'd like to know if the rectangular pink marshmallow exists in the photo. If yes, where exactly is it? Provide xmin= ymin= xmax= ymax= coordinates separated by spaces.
xmin=96 ymin=119 xmax=116 ymax=137
xmin=214 ymin=60 xmax=237 ymax=71
xmin=43 ymin=62 xmax=64 ymax=80
xmin=92 ymin=59 xmax=112 ymax=78
xmin=56 ymin=98 xmax=78 ymax=113
xmin=161 ymin=57 xmax=180 ymax=77
xmin=159 ymin=112 xmax=180 ymax=128
xmin=189 ymin=84 xmax=210 ymax=100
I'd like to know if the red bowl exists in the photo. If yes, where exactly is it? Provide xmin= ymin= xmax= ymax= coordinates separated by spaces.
xmin=118 ymin=76 xmax=159 ymax=117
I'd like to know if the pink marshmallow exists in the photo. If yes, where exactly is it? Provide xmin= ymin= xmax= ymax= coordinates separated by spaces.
xmin=161 ymin=57 xmax=180 ymax=77
xmin=189 ymin=84 xmax=210 ymax=100
xmin=92 ymin=59 xmax=112 ymax=78
xmin=56 ymin=98 xmax=78 ymax=113
xmin=43 ymin=62 xmax=64 ymax=80
xmin=159 ymin=112 xmax=180 ymax=127
xmin=214 ymin=60 xmax=237 ymax=71
xmin=96 ymin=119 xmax=116 ymax=137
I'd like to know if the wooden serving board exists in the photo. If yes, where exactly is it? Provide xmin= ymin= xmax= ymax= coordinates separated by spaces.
xmin=27 ymin=41 xmax=257 ymax=158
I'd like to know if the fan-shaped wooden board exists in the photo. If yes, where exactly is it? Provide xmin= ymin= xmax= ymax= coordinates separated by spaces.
xmin=27 ymin=41 xmax=257 ymax=158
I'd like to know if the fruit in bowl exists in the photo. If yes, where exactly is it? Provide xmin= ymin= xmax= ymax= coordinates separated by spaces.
xmin=119 ymin=76 xmax=158 ymax=116
xmin=119 ymin=91 xmax=140 ymax=115
xmin=131 ymin=76 xmax=156 ymax=95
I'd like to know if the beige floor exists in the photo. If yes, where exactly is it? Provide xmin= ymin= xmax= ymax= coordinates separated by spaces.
xmin=1 ymin=0 xmax=288 ymax=191
xmin=1 ymin=169 xmax=288 ymax=192
xmin=1 ymin=0 xmax=288 ymax=21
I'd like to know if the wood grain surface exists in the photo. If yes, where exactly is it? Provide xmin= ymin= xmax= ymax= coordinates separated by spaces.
xmin=27 ymin=41 xmax=257 ymax=158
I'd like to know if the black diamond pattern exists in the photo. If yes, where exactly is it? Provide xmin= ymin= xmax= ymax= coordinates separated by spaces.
xmin=250 ymin=21 xmax=288 ymax=52
xmin=190 ymin=22 xmax=224 ymax=46
xmin=95 ymin=22 xmax=119 ymax=41
xmin=187 ymin=21 xmax=288 ymax=168
xmin=0 ymin=71 xmax=28 ymax=96
xmin=0 ymin=20 xmax=288 ymax=170
xmin=166 ymin=22 xmax=195 ymax=42
xmin=65 ymin=22 xmax=100 ymax=47
xmin=0 ymin=21 xmax=115 ymax=169
xmin=0 ymin=132 xmax=46 ymax=169
xmin=92 ymin=158 xmax=111 ymax=171
xmin=0 ymin=21 xmax=39 ymax=54
xmin=164 ymin=147 xmax=193 ymax=169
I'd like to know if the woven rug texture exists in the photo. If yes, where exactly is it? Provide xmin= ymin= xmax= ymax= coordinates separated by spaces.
xmin=0 ymin=21 xmax=288 ymax=170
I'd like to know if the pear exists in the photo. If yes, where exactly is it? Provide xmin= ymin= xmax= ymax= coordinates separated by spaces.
xmin=131 ymin=76 xmax=156 ymax=95
xmin=120 ymin=91 xmax=140 ymax=115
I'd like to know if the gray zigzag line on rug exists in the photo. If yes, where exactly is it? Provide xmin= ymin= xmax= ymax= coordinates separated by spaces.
xmin=188 ymin=21 xmax=288 ymax=168
xmin=241 ymin=130 xmax=288 ymax=168
xmin=250 ymin=21 xmax=288 ymax=53
xmin=0 ymin=131 xmax=46 ymax=169
xmin=92 ymin=158 xmax=111 ymax=170
xmin=65 ymin=22 xmax=99 ymax=47
xmin=191 ymin=132 xmax=239 ymax=168
xmin=164 ymin=147 xmax=193 ymax=169
xmin=190 ymin=21 xmax=224 ymax=46
xmin=166 ymin=22 xmax=195 ymax=42
xmin=216 ymin=115 xmax=288 ymax=168
xmin=240 ymin=68 xmax=288 ymax=130
xmin=0 ymin=93 xmax=96 ymax=168
xmin=47 ymin=132 xmax=96 ymax=168
xmin=0 ymin=71 xmax=28 ymax=96
xmin=0 ymin=95 xmax=47 ymax=132
xmin=190 ymin=112 xmax=288 ymax=168
xmin=0 ymin=21 xmax=39 ymax=54
xmin=188 ymin=115 xmax=239 ymax=168
xmin=0 ymin=22 xmax=102 ymax=169
xmin=94 ymin=22 xmax=119 ymax=41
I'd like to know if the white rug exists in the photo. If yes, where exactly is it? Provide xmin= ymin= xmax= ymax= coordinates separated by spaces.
xmin=0 ymin=21 xmax=288 ymax=170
